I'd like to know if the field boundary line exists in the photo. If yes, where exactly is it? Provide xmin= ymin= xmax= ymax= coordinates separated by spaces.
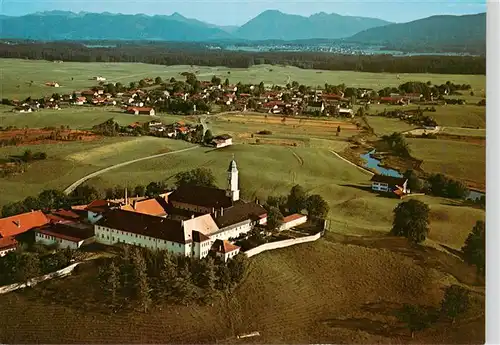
xmin=328 ymin=150 xmax=374 ymax=176
xmin=63 ymin=145 xmax=199 ymax=194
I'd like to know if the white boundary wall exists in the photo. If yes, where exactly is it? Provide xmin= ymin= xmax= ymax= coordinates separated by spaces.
xmin=245 ymin=231 xmax=322 ymax=258
xmin=0 ymin=262 xmax=81 ymax=295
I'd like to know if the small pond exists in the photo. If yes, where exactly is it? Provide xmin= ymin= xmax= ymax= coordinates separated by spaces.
xmin=359 ymin=149 xmax=402 ymax=177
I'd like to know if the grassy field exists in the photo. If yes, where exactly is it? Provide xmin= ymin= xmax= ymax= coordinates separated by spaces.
xmin=0 ymin=234 xmax=484 ymax=344
xmin=366 ymin=104 xmax=486 ymax=129
xmin=364 ymin=116 xmax=418 ymax=136
xmin=0 ymin=137 xmax=194 ymax=205
xmin=1 ymin=58 xmax=486 ymax=100
xmin=0 ymin=106 xmax=190 ymax=130
xmin=407 ymin=138 xmax=486 ymax=190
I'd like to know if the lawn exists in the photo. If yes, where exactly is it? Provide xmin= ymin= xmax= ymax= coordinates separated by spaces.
xmin=407 ymin=137 xmax=486 ymax=190
xmin=0 ymin=137 xmax=195 ymax=206
xmin=367 ymin=104 xmax=486 ymax=129
xmin=1 ymin=58 xmax=486 ymax=100
xmin=0 ymin=235 xmax=484 ymax=344
xmin=364 ymin=116 xmax=418 ymax=135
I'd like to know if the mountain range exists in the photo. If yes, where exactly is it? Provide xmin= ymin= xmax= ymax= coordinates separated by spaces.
xmin=0 ymin=10 xmax=486 ymax=49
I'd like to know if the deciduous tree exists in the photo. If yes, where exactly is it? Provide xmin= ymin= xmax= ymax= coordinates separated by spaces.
xmin=305 ymin=194 xmax=329 ymax=219
xmin=441 ymin=285 xmax=470 ymax=323
xmin=390 ymin=199 xmax=430 ymax=243
xmin=462 ymin=220 xmax=485 ymax=273
xmin=174 ymin=168 xmax=217 ymax=188
xmin=287 ymin=184 xmax=308 ymax=213
xmin=397 ymin=304 xmax=435 ymax=338
xmin=266 ymin=206 xmax=284 ymax=231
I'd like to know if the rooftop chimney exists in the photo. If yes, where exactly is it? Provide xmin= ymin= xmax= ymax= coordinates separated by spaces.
xmin=220 ymin=207 xmax=224 ymax=216
xmin=191 ymin=214 xmax=195 ymax=219
xmin=13 ymin=220 xmax=20 ymax=228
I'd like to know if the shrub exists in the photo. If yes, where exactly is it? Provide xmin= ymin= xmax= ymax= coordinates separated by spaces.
xmin=257 ymin=130 xmax=272 ymax=135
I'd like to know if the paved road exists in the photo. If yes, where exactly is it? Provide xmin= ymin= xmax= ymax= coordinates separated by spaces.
xmin=63 ymin=145 xmax=199 ymax=195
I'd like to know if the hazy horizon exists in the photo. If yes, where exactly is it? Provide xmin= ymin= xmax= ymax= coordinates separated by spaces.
xmin=1 ymin=0 xmax=487 ymax=26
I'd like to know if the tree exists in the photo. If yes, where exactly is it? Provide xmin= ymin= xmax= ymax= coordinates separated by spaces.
xmin=211 ymin=75 xmax=221 ymax=85
xmin=397 ymin=304 xmax=435 ymax=338
xmin=138 ymin=79 xmax=147 ymax=88
xmin=99 ymin=260 xmax=121 ymax=306
xmin=133 ymin=185 xmax=146 ymax=197
xmin=266 ymin=195 xmax=287 ymax=213
xmin=203 ymin=129 xmax=213 ymax=145
xmin=154 ymin=76 xmax=162 ymax=85
xmin=404 ymin=169 xmax=422 ymax=192
xmin=224 ymin=78 xmax=230 ymax=87
xmin=462 ymin=220 xmax=485 ymax=273
xmin=23 ymin=149 xmax=33 ymax=162
xmin=199 ymin=257 xmax=217 ymax=302
xmin=129 ymin=81 xmax=136 ymax=89
xmin=441 ymin=285 xmax=470 ymax=323
xmin=227 ymin=253 xmax=248 ymax=284
xmin=17 ymin=254 xmax=40 ymax=282
xmin=71 ymin=185 xmax=101 ymax=204
xmin=306 ymin=194 xmax=329 ymax=219
xmin=266 ymin=206 xmax=284 ymax=231
xmin=37 ymin=189 xmax=69 ymax=210
xmin=287 ymin=184 xmax=308 ymax=214
xmin=172 ymin=262 xmax=196 ymax=304
xmin=174 ymin=168 xmax=217 ymax=188
xmin=131 ymin=249 xmax=151 ymax=312
xmin=390 ymin=199 xmax=430 ymax=243
xmin=336 ymin=125 xmax=341 ymax=137
xmin=158 ymin=252 xmax=177 ymax=299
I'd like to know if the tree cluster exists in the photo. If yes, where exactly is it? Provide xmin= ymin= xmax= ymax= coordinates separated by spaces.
xmin=426 ymin=173 xmax=469 ymax=199
xmin=390 ymin=199 xmax=430 ymax=243
xmin=266 ymin=184 xmax=330 ymax=223
xmin=0 ymin=247 xmax=75 ymax=285
xmin=381 ymin=132 xmax=412 ymax=157
xmin=397 ymin=284 xmax=471 ymax=338
xmin=91 ymin=118 xmax=121 ymax=136
xmin=97 ymin=246 xmax=249 ymax=311
xmin=174 ymin=167 xmax=217 ymax=189
xmin=0 ymin=42 xmax=486 ymax=75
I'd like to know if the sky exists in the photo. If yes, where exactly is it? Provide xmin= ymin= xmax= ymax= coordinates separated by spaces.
xmin=1 ymin=0 xmax=487 ymax=26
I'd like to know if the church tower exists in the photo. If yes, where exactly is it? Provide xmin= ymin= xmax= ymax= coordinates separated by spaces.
xmin=227 ymin=157 xmax=240 ymax=202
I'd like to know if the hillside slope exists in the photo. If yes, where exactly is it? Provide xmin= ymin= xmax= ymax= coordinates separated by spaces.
xmin=349 ymin=13 xmax=486 ymax=51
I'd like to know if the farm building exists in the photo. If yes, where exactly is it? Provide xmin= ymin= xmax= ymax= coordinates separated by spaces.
xmin=279 ymin=214 xmax=308 ymax=231
xmin=34 ymin=223 xmax=95 ymax=249
xmin=126 ymin=107 xmax=155 ymax=116
xmin=120 ymin=198 xmax=167 ymax=217
xmin=370 ymin=175 xmax=409 ymax=197
xmin=211 ymin=134 xmax=233 ymax=148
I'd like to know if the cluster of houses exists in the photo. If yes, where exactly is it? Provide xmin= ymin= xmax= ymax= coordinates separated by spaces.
xmin=10 ymin=75 xmax=426 ymax=117
xmin=0 ymin=159 xmax=307 ymax=262
xmin=370 ymin=174 xmax=410 ymax=199
xmin=124 ymin=120 xmax=233 ymax=148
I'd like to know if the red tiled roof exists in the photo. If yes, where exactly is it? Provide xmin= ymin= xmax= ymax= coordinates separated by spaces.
xmin=283 ymin=213 xmax=306 ymax=223
xmin=85 ymin=200 xmax=121 ymax=213
xmin=121 ymin=199 xmax=167 ymax=217
xmin=263 ymin=101 xmax=284 ymax=108
xmin=0 ymin=236 xmax=17 ymax=251
xmin=0 ymin=211 xmax=50 ymax=238
xmin=212 ymin=239 xmax=240 ymax=254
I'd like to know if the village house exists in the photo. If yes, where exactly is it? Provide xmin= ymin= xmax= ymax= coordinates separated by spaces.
xmin=74 ymin=97 xmax=87 ymax=105
xmin=45 ymin=82 xmax=60 ymax=88
xmin=370 ymin=175 xmax=409 ymax=198
xmin=211 ymin=134 xmax=233 ymax=148
xmin=93 ymin=76 xmax=106 ymax=81
xmin=379 ymin=97 xmax=408 ymax=106
xmin=405 ymin=93 xmax=423 ymax=102
xmin=126 ymin=107 xmax=155 ymax=116
xmin=305 ymin=101 xmax=325 ymax=114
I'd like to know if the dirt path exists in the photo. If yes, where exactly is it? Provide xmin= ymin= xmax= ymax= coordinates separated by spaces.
xmin=289 ymin=149 xmax=304 ymax=166
xmin=63 ymin=145 xmax=199 ymax=194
